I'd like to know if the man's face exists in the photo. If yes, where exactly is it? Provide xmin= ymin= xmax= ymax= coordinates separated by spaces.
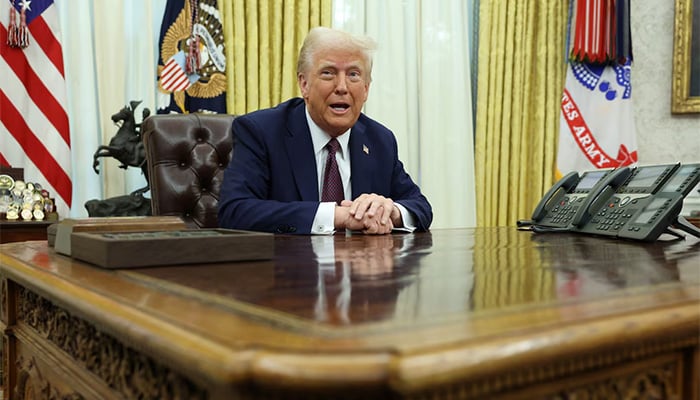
xmin=298 ymin=47 xmax=370 ymax=137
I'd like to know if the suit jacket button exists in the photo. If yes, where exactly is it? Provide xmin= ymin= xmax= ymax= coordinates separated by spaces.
xmin=276 ymin=224 xmax=294 ymax=233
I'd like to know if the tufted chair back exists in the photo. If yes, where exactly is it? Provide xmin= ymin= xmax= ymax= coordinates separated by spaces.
xmin=141 ymin=113 xmax=234 ymax=229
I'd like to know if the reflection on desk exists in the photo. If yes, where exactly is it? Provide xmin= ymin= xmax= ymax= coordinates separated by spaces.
xmin=142 ymin=229 xmax=699 ymax=324
xmin=0 ymin=227 xmax=698 ymax=399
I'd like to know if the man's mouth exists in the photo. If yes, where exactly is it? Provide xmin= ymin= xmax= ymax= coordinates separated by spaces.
xmin=330 ymin=103 xmax=350 ymax=112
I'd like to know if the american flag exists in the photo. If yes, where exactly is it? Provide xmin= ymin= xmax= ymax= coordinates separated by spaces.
xmin=160 ymin=51 xmax=193 ymax=92
xmin=0 ymin=0 xmax=72 ymax=215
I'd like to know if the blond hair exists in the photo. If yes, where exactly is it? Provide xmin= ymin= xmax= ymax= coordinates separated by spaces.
xmin=296 ymin=27 xmax=377 ymax=81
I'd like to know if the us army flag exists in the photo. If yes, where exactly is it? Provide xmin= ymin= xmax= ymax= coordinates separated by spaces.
xmin=557 ymin=60 xmax=638 ymax=177
xmin=557 ymin=0 xmax=637 ymax=178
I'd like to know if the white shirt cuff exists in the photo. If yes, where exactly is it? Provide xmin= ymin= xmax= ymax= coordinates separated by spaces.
xmin=394 ymin=203 xmax=416 ymax=232
xmin=311 ymin=202 xmax=337 ymax=235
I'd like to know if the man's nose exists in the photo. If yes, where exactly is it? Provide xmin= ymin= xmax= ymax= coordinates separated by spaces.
xmin=334 ymin=73 xmax=349 ymax=93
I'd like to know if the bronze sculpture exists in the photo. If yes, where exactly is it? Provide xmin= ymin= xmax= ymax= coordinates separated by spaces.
xmin=86 ymin=101 xmax=152 ymax=217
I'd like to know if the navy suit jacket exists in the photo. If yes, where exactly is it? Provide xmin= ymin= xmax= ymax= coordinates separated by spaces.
xmin=217 ymin=98 xmax=432 ymax=234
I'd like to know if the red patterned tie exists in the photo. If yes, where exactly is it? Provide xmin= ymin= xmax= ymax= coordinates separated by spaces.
xmin=321 ymin=138 xmax=344 ymax=204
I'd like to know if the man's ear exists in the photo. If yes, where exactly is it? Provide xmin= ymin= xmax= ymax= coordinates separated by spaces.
xmin=298 ymin=73 xmax=308 ymax=97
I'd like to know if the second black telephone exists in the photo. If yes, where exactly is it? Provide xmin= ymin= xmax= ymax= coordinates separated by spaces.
xmin=569 ymin=166 xmax=633 ymax=228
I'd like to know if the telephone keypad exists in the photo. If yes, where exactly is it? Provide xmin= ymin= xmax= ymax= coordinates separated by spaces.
xmin=590 ymin=197 xmax=635 ymax=233
xmin=544 ymin=196 xmax=582 ymax=226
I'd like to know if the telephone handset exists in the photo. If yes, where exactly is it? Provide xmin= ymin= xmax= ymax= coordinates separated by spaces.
xmin=524 ymin=169 xmax=610 ymax=230
xmin=616 ymin=163 xmax=700 ymax=241
xmin=575 ymin=163 xmax=680 ymax=238
xmin=570 ymin=166 xmax=633 ymax=228
xmin=530 ymin=171 xmax=580 ymax=222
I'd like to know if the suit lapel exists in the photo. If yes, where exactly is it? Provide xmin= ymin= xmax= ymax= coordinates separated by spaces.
xmin=285 ymin=103 xmax=319 ymax=201
xmin=349 ymin=119 xmax=374 ymax=198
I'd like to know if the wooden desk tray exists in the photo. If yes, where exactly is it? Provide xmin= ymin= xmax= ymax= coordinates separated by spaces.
xmin=50 ymin=216 xmax=188 ymax=251
xmin=70 ymin=229 xmax=273 ymax=269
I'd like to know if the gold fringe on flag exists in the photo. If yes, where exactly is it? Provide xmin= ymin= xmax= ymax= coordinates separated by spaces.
xmin=6 ymin=0 xmax=29 ymax=48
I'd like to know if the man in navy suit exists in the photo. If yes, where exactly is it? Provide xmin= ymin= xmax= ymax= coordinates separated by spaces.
xmin=218 ymin=27 xmax=432 ymax=234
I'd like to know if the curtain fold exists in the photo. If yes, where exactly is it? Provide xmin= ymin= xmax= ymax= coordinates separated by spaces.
xmin=59 ymin=0 xmax=167 ymax=216
xmin=333 ymin=0 xmax=477 ymax=229
xmin=474 ymin=0 xmax=569 ymax=227
xmin=221 ymin=0 xmax=331 ymax=115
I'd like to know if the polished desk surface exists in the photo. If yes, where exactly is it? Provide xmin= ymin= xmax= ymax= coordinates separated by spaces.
xmin=1 ymin=227 xmax=699 ymax=397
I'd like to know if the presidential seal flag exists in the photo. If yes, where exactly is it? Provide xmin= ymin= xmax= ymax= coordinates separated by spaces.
xmin=0 ymin=0 xmax=72 ymax=215
xmin=557 ymin=0 xmax=637 ymax=178
xmin=157 ymin=0 xmax=226 ymax=114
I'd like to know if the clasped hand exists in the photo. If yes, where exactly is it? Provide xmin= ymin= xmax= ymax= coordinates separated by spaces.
xmin=334 ymin=193 xmax=402 ymax=234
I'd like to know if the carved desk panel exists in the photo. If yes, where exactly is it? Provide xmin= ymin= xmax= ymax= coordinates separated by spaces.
xmin=0 ymin=228 xmax=698 ymax=399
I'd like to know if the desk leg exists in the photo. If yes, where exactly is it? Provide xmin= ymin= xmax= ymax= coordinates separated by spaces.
xmin=685 ymin=346 xmax=700 ymax=400
xmin=1 ymin=277 xmax=17 ymax=396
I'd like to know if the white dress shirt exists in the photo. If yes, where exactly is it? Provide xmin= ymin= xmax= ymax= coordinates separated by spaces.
xmin=305 ymin=109 xmax=416 ymax=234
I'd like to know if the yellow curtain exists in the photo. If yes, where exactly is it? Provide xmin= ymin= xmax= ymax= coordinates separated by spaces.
xmin=474 ymin=1 xmax=570 ymax=227
xmin=219 ymin=0 xmax=332 ymax=115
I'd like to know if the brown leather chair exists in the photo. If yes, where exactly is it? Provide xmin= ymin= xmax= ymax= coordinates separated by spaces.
xmin=141 ymin=114 xmax=234 ymax=228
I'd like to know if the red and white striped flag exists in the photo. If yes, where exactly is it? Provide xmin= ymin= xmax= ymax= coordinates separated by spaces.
xmin=1 ymin=0 xmax=72 ymax=215
xmin=160 ymin=51 xmax=195 ymax=92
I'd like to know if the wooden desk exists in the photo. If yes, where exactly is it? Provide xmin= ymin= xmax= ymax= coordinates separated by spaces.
xmin=687 ymin=216 xmax=700 ymax=228
xmin=0 ymin=221 xmax=53 ymax=244
xmin=0 ymin=228 xmax=698 ymax=399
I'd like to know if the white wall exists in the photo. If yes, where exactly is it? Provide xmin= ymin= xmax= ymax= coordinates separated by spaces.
xmin=631 ymin=1 xmax=700 ymax=215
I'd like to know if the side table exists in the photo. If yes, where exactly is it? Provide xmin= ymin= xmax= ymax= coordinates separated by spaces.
xmin=0 ymin=220 xmax=53 ymax=244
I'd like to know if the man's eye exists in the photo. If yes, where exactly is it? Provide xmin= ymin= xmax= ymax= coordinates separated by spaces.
xmin=320 ymin=70 xmax=334 ymax=78
xmin=348 ymin=71 xmax=362 ymax=82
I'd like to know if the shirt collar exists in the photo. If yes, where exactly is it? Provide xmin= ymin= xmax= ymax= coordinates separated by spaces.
xmin=305 ymin=107 xmax=350 ymax=159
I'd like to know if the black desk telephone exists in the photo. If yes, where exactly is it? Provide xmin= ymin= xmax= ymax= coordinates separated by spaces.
xmin=522 ymin=163 xmax=700 ymax=242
